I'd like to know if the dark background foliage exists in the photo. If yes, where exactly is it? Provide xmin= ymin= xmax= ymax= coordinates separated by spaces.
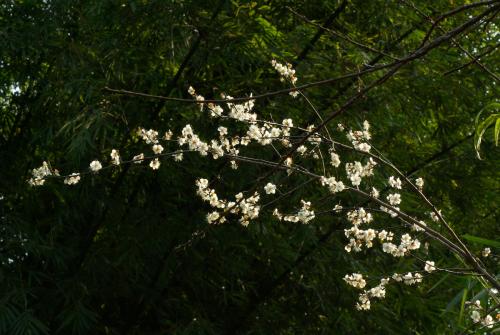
xmin=0 ymin=0 xmax=498 ymax=334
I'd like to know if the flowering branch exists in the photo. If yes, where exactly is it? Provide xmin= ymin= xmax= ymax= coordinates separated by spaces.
xmin=26 ymin=4 xmax=500 ymax=330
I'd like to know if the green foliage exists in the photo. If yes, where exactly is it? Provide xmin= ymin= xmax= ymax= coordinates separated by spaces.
xmin=0 ymin=0 xmax=498 ymax=334
xmin=462 ymin=234 xmax=500 ymax=249
xmin=474 ymin=102 xmax=500 ymax=158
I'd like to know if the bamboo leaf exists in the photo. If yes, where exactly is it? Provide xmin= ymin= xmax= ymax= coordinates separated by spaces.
xmin=495 ymin=117 xmax=500 ymax=146
xmin=474 ymin=102 xmax=500 ymax=159
xmin=462 ymin=234 xmax=500 ymax=248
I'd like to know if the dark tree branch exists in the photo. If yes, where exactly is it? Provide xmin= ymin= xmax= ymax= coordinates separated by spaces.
xmin=287 ymin=6 xmax=401 ymax=61
xmin=443 ymin=42 xmax=500 ymax=76
xmin=103 ymin=5 xmax=499 ymax=104
xmin=402 ymin=0 xmax=500 ymax=82
xmin=126 ymin=7 xmax=500 ymax=333
xmin=224 ymin=133 xmax=479 ymax=334
xmin=102 ymin=0 xmax=346 ymax=331
xmin=222 ymin=9 xmax=500 ymax=333
xmin=412 ymin=0 xmax=498 ymax=48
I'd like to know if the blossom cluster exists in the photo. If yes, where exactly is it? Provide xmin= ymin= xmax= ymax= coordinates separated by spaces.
xmin=343 ymin=273 xmax=366 ymax=289
xmin=27 ymin=102 xmax=449 ymax=315
xmin=320 ymin=176 xmax=345 ymax=194
xmin=346 ymin=120 xmax=372 ymax=152
xmin=273 ymin=200 xmax=316 ymax=224
xmin=196 ymin=178 xmax=260 ymax=226
xmin=343 ymin=208 xmax=381 ymax=253
xmin=27 ymin=96 xmax=317 ymax=189
xmin=467 ymin=299 xmax=497 ymax=329
xmin=26 ymin=59 xmax=497 ymax=322
xmin=345 ymin=158 xmax=377 ymax=187
xmin=271 ymin=60 xmax=299 ymax=97
xmin=391 ymin=271 xmax=423 ymax=285
xmin=63 ymin=173 xmax=81 ymax=185
xmin=381 ymin=233 xmax=421 ymax=257
xmin=346 ymin=269 xmax=435 ymax=311
xmin=28 ymin=161 xmax=57 ymax=186
xmin=355 ymin=279 xmax=389 ymax=310
xmin=271 ymin=60 xmax=297 ymax=85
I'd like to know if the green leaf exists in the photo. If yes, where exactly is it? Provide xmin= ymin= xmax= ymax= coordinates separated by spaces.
xmin=426 ymin=273 xmax=450 ymax=294
xmin=495 ymin=117 xmax=500 ymax=146
xmin=462 ymin=234 xmax=500 ymax=248
xmin=10 ymin=311 xmax=49 ymax=335
xmin=458 ymin=287 xmax=467 ymax=326
xmin=474 ymin=102 xmax=500 ymax=159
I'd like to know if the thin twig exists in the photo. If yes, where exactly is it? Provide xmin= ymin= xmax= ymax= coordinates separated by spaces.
xmin=287 ymin=6 xmax=401 ymax=61
xmin=402 ymin=0 xmax=500 ymax=81
xmin=444 ymin=42 xmax=500 ymax=76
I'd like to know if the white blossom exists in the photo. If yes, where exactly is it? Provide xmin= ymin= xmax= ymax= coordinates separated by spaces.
xmin=297 ymin=145 xmax=307 ymax=155
xmin=282 ymin=118 xmax=294 ymax=128
xmin=470 ymin=310 xmax=481 ymax=323
xmin=90 ymin=160 xmax=102 ymax=172
xmin=388 ymin=176 xmax=402 ymax=189
xmin=345 ymin=160 xmax=375 ymax=187
xmin=386 ymin=193 xmax=401 ymax=206
xmin=152 ymin=144 xmax=164 ymax=155
xmin=344 ymin=273 xmax=366 ymax=289
xmin=138 ymin=128 xmax=159 ymax=144
xmin=344 ymin=227 xmax=378 ymax=251
xmin=424 ymin=261 xmax=436 ymax=273
xmin=297 ymin=200 xmax=315 ymax=224
xmin=357 ymin=143 xmax=371 ymax=152
xmin=64 ymin=173 xmax=81 ymax=185
xmin=174 ymin=152 xmax=183 ymax=161
xmin=380 ymin=205 xmax=399 ymax=218
xmin=164 ymin=130 xmax=173 ymax=140
xmin=356 ymin=293 xmax=371 ymax=310
xmin=330 ymin=151 xmax=341 ymax=167
xmin=370 ymin=187 xmax=379 ymax=198
xmin=149 ymin=158 xmax=161 ymax=170
xmin=28 ymin=161 xmax=54 ymax=186
xmin=320 ymin=176 xmax=345 ymax=193
xmin=217 ymin=126 xmax=228 ymax=137
xmin=272 ymin=208 xmax=283 ymax=220
xmin=195 ymin=94 xmax=205 ymax=111
xmin=382 ymin=234 xmax=419 ymax=257
xmin=210 ymin=140 xmax=224 ymax=159
xmin=264 ymin=183 xmax=276 ymax=195
xmin=482 ymin=314 xmax=494 ymax=328
xmin=133 ymin=153 xmax=144 ymax=163
xmin=382 ymin=242 xmax=397 ymax=254
xmin=346 ymin=121 xmax=372 ymax=152
xmin=226 ymin=95 xmax=256 ymax=122
xmin=110 ymin=149 xmax=120 ymax=165
xmin=402 ymin=272 xmax=423 ymax=285
xmin=429 ymin=210 xmax=441 ymax=222
xmin=347 ymin=208 xmax=373 ymax=226
xmin=412 ymin=220 xmax=427 ymax=232
xmin=415 ymin=177 xmax=424 ymax=189
xmin=378 ymin=230 xmax=388 ymax=241
xmin=206 ymin=211 xmax=220 ymax=224
xmin=271 ymin=60 xmax=297 ymax=84
xmin=196 ymin=179 xmax=261 ymax=227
